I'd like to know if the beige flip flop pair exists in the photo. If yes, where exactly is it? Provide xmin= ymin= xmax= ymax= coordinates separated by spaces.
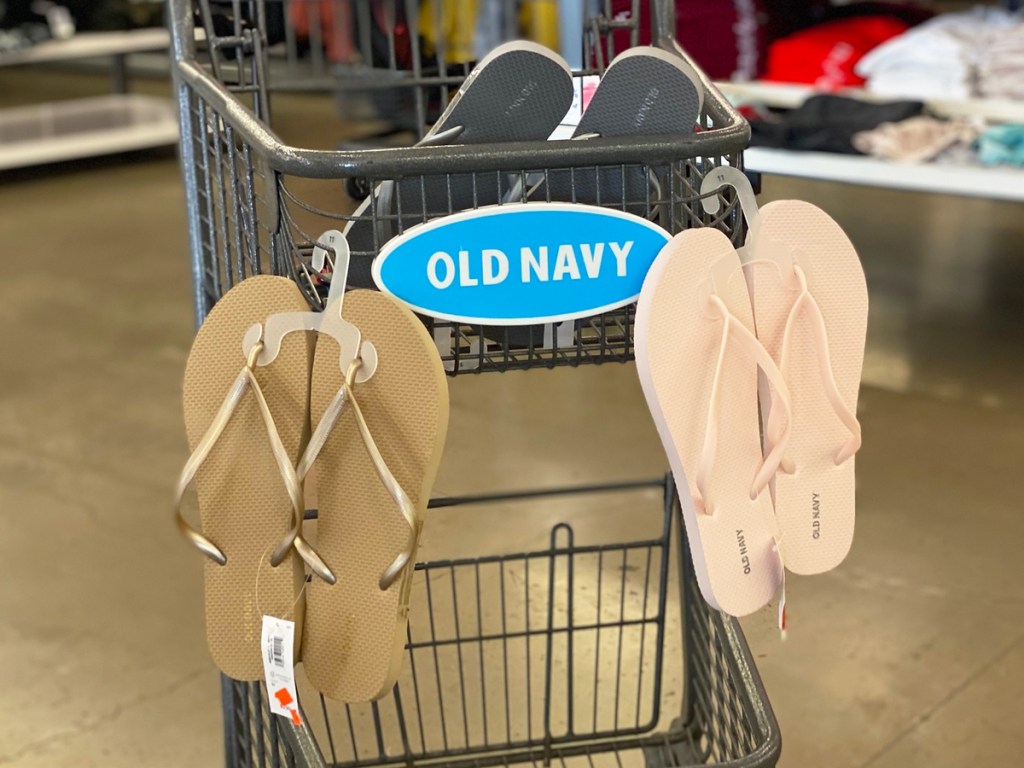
xmin=635 ymin=196 xmax=868 ymax=623
xmin=175 ymin=275 xmax=449 ymax=702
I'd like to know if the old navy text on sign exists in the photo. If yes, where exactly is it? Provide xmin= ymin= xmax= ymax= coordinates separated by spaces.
xmin=372 ymin=203 xmax=671 ymax=325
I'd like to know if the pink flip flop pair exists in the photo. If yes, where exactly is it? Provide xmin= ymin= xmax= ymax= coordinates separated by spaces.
xmin=635 ymin=197 xmax=868 ymax=620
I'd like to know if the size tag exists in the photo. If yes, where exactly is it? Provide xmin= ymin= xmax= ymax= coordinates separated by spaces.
xmin=261 ymin=616 xmax=302 ymax=725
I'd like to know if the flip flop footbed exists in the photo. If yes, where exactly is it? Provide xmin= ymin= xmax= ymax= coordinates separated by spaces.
xmin=183 ymin=276 xmax=312 ymax=681
xmin=748 ymin=201 xmax=868 ymax=575
xmin=539 ymin=46 xmax=703 ymax=213
xmin=635 ymin=228 xmax=782 ymax=616
xmin=302 ymin=290 xmax=449 ymax=701
xmin=432 ymin=40 xmax=573 ymax=144
xmin=346 ymin=41 xmax=573 ymax=288
xmin=576 ymin=47 xmax=702 ymax=137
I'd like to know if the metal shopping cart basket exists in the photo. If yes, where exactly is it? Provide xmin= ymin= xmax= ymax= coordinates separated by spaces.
xmin=168 ymin=2 xmax=781 ymax=766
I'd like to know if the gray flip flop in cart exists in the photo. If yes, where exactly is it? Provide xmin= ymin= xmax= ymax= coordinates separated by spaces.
xmin=169 ymin=1 xmax=779 ymax=766
xmin=511 ymin=43 xmax=703 ymax=212
xmin=344 ymin=40 xmax=574 ymax=288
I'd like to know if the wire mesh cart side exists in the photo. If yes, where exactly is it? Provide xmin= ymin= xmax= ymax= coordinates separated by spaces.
xmin=167 ymin=2 xmax=780 ymax=767
xmin=219 ymin=481 xmax=781 ymax=768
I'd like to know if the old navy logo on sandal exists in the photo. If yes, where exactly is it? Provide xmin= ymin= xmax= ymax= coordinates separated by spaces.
xmin=372 ymin=203 xmax=670 ymax=325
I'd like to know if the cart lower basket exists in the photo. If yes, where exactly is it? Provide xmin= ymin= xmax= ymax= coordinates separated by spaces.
xmin=220 ymin=479 xmax=779 ymax=768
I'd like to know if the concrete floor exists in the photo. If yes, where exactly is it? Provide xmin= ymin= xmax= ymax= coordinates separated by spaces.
xmin=1 ymin=69 xmax=1023 ymax=768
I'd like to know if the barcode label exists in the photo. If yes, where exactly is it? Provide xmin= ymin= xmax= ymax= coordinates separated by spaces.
xmin=261 ymin=616 xmax=301 ymax=725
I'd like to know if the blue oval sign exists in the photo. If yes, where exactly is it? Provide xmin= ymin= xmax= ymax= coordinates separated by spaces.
xmin=372 ymin=203 xmax=670 ymax=325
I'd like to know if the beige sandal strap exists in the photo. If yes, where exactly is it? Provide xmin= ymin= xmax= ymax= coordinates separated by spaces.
xmin=296 ymin=357 xmax=419 ymax=590
xmin=695 ymin=294 xmax=793 ymax=516
xmin=175 ymin=340 xmax=305 ymax=567
xmin=778 ymin=264 xmax=862 ymax=467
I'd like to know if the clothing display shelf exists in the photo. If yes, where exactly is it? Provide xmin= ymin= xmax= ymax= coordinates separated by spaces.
xmin=0 ymin=28 xmax=178 ymax=170
xmin=170 ymin=1 xmax=781 ymax=767
xmin=717 ymin=80 xmax=1024 ymax=202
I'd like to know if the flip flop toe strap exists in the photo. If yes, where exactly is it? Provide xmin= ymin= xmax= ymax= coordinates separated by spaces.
xmin=175 ymin=340 xmax=305 ymax=568
xmin=778 ymin=265 xmax=862 ymax=468
xmin=296 ymin=358 xmax=419 ymax=591
xmin=694 ymin=295 xmax=793 ymax=516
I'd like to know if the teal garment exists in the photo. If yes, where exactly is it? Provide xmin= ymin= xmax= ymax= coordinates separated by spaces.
xmin=977 ymin=124 xmax=1024 ymax=167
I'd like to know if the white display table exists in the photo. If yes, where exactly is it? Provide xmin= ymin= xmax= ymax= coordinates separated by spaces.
xmin=716 ymin=80 xmax=1024 ymax=203
xmin=0 ymin=29 xmax=178 ymax=170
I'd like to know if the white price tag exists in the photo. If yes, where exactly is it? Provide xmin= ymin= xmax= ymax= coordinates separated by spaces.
xmin=261 ymin=615 xmax=302 ymax=725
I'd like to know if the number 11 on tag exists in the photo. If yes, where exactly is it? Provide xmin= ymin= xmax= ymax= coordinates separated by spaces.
xmin=261 ymin=615 xmax=302 ymax=725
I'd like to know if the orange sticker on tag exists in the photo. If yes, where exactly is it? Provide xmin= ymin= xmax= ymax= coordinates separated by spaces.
xmin=273 ymin=688 xmax=302 ymax=725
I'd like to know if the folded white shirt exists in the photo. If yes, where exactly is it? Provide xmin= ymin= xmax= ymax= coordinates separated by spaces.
xmin=855 ymin=28 xmax=968 ymax=79
xmin=856 ymin=7 xmax=1024 ymax=100
xmin=978 ymin=22 xmax=1024 ymax=98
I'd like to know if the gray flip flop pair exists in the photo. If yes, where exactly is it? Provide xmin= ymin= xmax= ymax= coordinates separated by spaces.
xmin=345 ymin=40 xmax=704 ymax=291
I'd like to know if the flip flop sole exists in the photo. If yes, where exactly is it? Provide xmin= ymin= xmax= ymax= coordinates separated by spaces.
xmin=303 ymin=290 xmax=449 ymax=701
xmin=750 ymin=201 xmax=868 ymax=575
xmin=183 ymin=276 xmax=312 ymax=681
xmin=635 ymin=228 xmax=782 ymax=617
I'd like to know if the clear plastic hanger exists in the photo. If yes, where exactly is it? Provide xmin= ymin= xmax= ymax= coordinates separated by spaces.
xmin=242 ymin=229 xmax=378 ymax=381
xmin=699 ymin=165 xmax=761 ymax=236
xmin=700 ymin=165 xmax=805 ymax=280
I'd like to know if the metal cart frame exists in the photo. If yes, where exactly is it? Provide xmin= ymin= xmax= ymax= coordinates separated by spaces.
xmin=167 ymin=2 xmax=781 ymax=766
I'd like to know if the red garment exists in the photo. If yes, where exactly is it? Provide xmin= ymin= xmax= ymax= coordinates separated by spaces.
xmin=764 ymin=16 xmax=910 ymax=89
xmin=606 ymin=0 xmax=768 ymax=81
xmin=289 ymin=1 xmax=355 ymax=63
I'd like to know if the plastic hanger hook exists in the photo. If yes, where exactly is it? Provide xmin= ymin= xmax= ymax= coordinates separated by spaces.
xmin=699 ymin=166 xmax=760 ymax=235
xmin=242 ymin=230 xmax=378 ymax=382
xmin=699 ymin=166 xmax=801 ymax=275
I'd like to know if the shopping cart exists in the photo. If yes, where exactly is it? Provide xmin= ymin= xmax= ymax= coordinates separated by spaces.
xmin=168 ymin=2 xmax=780 ymax=767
